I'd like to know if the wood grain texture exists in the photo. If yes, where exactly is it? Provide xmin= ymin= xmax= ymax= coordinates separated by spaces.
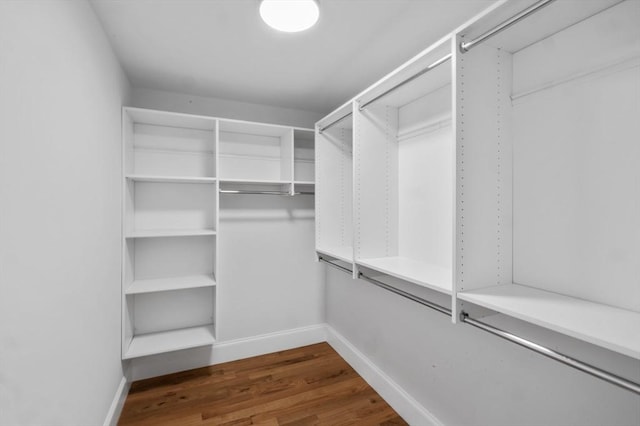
xmin=118 ymin=343 xmax=407 ymax=426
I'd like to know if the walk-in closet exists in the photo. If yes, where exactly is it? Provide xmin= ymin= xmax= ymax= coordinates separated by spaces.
xmin=1 ymin=1 xmax=638 ymax=425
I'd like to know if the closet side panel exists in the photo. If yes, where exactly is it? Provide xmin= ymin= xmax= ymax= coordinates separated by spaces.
xmin=316 ymin=128 xmax=352 ymax=250
xmin=355 ymin=103 xmax=399 ymax=259
xmin=455 ymin=43 xmax=513 ymax=297
xmin=123 ymin=113 xmax=135 ymax=351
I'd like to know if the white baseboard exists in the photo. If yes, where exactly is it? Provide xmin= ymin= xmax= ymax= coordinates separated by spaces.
xmin=326 ymin=326 xmax=443 ymax=426
xmin=103 ymin=376 xmax=130 ymax=426
xmin=130 ymin=324 xmax=327 ymax=381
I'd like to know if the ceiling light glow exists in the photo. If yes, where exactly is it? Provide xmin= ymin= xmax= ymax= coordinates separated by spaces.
xmin=260 ymin=0 xmax=319 ymax=33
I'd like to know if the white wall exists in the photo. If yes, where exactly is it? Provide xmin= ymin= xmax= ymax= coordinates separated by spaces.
xmin=326 ymin=269 xmax=640 ymax=425
xmin=128 ymin=88 xmax=325 ymax=381
xmin=132 ymin=87 xmax=324 ymax=129
xmin=0 ymin=1 xmax=130 ymax=425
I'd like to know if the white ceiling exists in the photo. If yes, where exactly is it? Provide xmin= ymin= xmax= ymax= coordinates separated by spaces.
xmin=91 ymin=0 xmax=494 ymax=114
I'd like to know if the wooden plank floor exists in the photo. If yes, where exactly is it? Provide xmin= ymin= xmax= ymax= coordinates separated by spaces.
xmin=118 ymin=342 xmax=408 ymax=426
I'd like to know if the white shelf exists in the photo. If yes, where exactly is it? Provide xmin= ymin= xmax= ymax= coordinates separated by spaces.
xmin=219 ymin=178 xmax=291 ymax=185
xmin=124 ymin=107 xmax=216 ymax=131
xmin=357 ymin=256 xmax=452 ymax=294
xmin=126 ymin=274 xmax=216 ymax=295
xmin=126 ymin=229 xmax=217 ymax=239
xmin=123 ymin=325 xmax=215 ymax=359
xmin=219 ymin=119 xmax=292 ymax=137
xmin=126 ymin=175 xmax=216 ymax=184
xmin=294 ymin=181 xmax=315 ymax=185
xmin=458 ymin=284 xmax=640 ymax=359
xmin=317 ymin=246 xmax=353 ymax=263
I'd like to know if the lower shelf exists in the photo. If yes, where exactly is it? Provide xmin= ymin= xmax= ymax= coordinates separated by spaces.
xmin=126 ymin=229 xmax=217 ymax=238
xmin=317 ymin=246 xmax=353 ymax=263
xmin=458 ymin=283 xmax=640 ymax=359
xmin=123 ymin=325 xmax=215 ymax=359
xmin=356 ymin=256 xmax=452 ymax=294
xmin=125 ymin=274 xmax=216 ymax=295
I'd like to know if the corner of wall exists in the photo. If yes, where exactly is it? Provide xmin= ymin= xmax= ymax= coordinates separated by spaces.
xmin=325 ymin=326 xmax=443 ymax=426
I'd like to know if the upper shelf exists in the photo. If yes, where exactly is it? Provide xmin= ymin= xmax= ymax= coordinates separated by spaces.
xmin=219 ymin=119 xmax=292 ymax=138
xmin=357 ymin=256 xmax=452 ymax=294
xmin=124 ymin=107 xmax=216 ymax=131
xmin=126 ymin=175 xmax=217 ymax=184
xmin=458 ymin=283 xmax=640 ymax=359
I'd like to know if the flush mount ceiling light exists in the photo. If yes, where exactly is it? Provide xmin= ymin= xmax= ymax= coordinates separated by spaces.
xmin=260 ymin=0 xmax=319 ymax=33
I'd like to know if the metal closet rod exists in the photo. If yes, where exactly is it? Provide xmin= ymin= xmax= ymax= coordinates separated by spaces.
xmin=358 ymin=53 xmax=452 ymax=111
xmin=318 ymin=256 xmax=451 ymax=316
xmin=318 ymin=256 xmax=640 ymax=394
xmin=460 ymin=313 xmax=640 ymax=395
xmin=460 ymin=0 xmax=556 ymax=52
xmin=318 ymin=111 xmax=353 ymax=134
xmin=219 ymin=189 xmax=314 ymax=196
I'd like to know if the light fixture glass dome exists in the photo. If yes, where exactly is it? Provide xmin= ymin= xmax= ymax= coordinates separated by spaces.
xmin=260 ymin=0 xmax=319 ymax=33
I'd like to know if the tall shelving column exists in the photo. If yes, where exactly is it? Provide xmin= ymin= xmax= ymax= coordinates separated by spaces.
xmin=315 ymin=103 xmax=354 ymax=265
xmin=122 ymin=107 xmax=218 ymax=359
xmin=293 ymin=128 xmax=315 ymax=195
xmin=353 ymin=37 xmax=454 ymax=295
xmin=453 ymin=0 xmax=640 ymax=358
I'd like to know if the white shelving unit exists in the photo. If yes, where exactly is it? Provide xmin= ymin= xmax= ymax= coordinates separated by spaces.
xmin=217 ymin=120 xmax=319 ymax=196
xmin=453 ymin=0 xmax=640 ymax=358
xmin=353 ymin=38 xmax=454 ymax=293
xmin=122 ymin=107 xmax=218 ymax=359
xmin=314 ymin=0 xmax=640 ymax=363
xmin=315 ymin=103 xmax=354 ymax=263
xmin=122 ymin=108 xmax=315 ymax=359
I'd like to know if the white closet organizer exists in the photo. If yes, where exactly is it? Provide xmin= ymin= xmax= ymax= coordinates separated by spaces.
xmin=122 ymin=108 xmax=315 ymax=359
xmin=354 ymin=38 xmax=453 ymax=294
xmin=316 ymin=0 xmax=640 ymax=365
xmin=315 ymin=103 xmax=354 ymax=264
xmin=122 ymin=107 xmax=218 ymax=359
xmin=453 ymin=0 xmax=640 ymax=359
